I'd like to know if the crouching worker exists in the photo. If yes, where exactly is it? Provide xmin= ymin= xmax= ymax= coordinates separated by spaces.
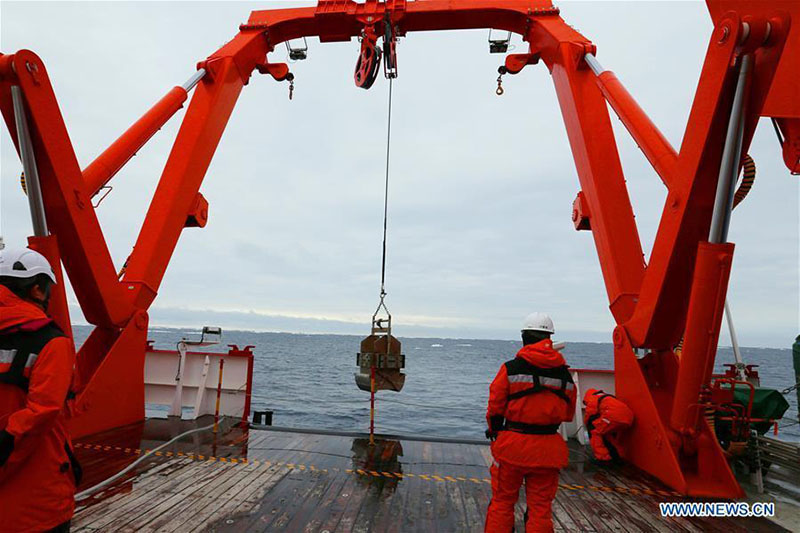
xmin=485 ymin=313 xmax=576 ymax=533
xmin=582 ymin=389 xmax=634 ymax=463
xmin=0 ymin=247 xmax=79 ymax=532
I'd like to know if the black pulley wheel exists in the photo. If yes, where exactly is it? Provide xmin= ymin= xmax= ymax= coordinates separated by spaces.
xmin=354 ymin=45 xmax=382 ymax=89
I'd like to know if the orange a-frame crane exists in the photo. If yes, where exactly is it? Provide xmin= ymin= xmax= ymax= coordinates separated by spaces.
xmin=1 ymin=0 xmax=798 ymax=499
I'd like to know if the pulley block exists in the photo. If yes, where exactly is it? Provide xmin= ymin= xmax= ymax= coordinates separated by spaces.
xmin=354 ymin=28 xmax=382 ymax=89
xmin=382 ymin=18 xmax=398 ymax=79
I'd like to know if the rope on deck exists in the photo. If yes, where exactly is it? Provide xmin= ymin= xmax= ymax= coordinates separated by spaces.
xmin=74 ymin=423 xmax=216 ymax=501
xmin=72 ymin=439 xmax=684 ymax=497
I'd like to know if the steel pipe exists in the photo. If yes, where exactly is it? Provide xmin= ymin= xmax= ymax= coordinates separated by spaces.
xmin=11 ymin=86 xmax=48 ymax=237
xmin=709 ymin=54 xmax=752 ymax=244
xmin=182 ymin=68 xmax=206 ymax=91
xmin=584 ymin=53 xmax=605 ymax=76
xmin=724 ymin=300 xmax=745 ymax=380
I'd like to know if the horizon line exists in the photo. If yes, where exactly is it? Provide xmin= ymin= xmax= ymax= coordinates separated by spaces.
xmin=68 ymin=322 xmax=791 ymax=351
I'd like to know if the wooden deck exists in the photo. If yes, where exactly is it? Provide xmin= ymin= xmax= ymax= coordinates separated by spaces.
xmin=71 ymin=418 xmax=785 ymax=532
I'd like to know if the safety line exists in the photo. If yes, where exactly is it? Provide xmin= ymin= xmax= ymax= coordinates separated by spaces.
xmin=73 ymin=441 xmax=682 ymax=496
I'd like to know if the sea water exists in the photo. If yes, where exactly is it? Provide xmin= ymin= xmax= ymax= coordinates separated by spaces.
xmin=73 ymin=326 xmax=799 ymax=442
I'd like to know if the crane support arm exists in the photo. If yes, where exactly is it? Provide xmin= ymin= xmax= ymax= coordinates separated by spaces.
xmin=625 ymin=13 xmax=789 ymax=348
xmin=122 ymin=31 xmax=270 ymax=309
xmin=545 ymin=40 xmax=645 ymax=323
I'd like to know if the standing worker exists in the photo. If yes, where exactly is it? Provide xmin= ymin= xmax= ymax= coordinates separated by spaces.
xmin=0 ymin=247 xmax=79 ymax=532
xmin=582 ymin=388 xmax=634 ymax=463
xmin=485 ymin=313 xmax=576 ymax=533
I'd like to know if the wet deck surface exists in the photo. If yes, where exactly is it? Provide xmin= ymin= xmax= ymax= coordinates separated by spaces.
xmin=72 ymin=418 xmax=784 ymax=532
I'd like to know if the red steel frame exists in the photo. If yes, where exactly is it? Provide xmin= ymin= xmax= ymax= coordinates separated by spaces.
xmin=0 ymin=0 xmax=798 ymax=498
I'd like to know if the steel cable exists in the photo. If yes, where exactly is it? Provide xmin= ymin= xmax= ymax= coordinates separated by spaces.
xmin=379 ymin=77 xmax=393 ymax=296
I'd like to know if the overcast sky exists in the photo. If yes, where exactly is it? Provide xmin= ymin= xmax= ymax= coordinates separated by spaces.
xmin=1 ymin=1 xmax=797 ymax=347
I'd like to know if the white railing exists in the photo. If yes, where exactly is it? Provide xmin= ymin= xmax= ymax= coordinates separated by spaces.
xmin=144 ymin=342 xmax=254 ymax=424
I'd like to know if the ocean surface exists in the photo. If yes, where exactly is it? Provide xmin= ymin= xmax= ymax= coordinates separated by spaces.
xmin=74 ymin=326 xmax=800 ymax=442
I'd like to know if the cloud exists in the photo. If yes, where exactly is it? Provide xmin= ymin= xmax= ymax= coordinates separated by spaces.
xmin=2 ymin=1 xmax=797 ymax=349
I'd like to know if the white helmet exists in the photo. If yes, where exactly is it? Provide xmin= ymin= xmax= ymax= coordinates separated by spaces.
xmin=522 ymin=312 xmax=554 ymax=334
xmin=0 ymin=247 xmax=57 ymax=284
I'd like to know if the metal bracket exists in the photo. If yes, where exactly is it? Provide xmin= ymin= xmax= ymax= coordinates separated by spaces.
xmin=92 ymin=186 xmax=113 ymax=208
xmin=572 ymin=191 xmax=591 ymax=230
xmin=489 ymin=29 xmax=511 ymax=54
xmin=255 ymin=60 xmax=291 ymax=82
xmin=504 ymin=52 xmax=541 ymax=74
xmin=285 ymin=37 xmax=308 ymax=61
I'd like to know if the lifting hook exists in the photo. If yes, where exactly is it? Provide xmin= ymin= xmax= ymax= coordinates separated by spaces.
xmin=496 ymin=66 xmax=507 ymax=96
xmin=494 ymin=52 xmax=541 ymax=96
xmin=255 ymin=59 xmax=295 ymax=100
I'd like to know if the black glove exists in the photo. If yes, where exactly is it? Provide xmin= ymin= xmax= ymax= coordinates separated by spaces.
xmin=486 ymin=415 xmax=505 ymax=441
xmin=0 ymin=430 xmax=14 ymax=467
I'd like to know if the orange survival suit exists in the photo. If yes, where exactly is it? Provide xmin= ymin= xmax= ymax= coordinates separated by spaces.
xmin=582 ymin=388 xmax=634 ymax=462
xmin=485 ymin=339 xmax=576 ymax=533
xmin=0 ymin=286 xmax=79 ymax=532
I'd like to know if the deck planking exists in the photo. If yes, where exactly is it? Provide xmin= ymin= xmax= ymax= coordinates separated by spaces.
xmin=71 ymin=418 xmax=787 ymax=532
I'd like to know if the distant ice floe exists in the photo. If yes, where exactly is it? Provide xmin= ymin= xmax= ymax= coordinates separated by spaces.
xmin=456 ymin=343 xmax=472 ymax=347
xmin=430 ymin=344 xmax=443 ymax=348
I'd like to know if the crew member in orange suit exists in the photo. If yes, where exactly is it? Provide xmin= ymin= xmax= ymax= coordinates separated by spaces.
xmin=582 ymin=388 xmax=634 ymax=462
xmin=485 ymin=313 xmax=576 ymax=533
xmin=0 ymin=247 xmax=79 ymax=533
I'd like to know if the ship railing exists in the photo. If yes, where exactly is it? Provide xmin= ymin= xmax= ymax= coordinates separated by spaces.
xmin=143 ymin=342 xmax=254 ymax=426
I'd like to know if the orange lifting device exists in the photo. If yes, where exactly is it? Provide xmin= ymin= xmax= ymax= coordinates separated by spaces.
xmin=1 ymin=0 xmax=799 ymax=498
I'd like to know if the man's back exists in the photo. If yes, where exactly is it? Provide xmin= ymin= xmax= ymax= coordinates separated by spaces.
xmin=484 ymin=331 xmax=576 ymax=533
xmin=487 ymin=339 xmax=576 ymax=469
xmin=0 ymin=285 xmax=77 ymax=532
